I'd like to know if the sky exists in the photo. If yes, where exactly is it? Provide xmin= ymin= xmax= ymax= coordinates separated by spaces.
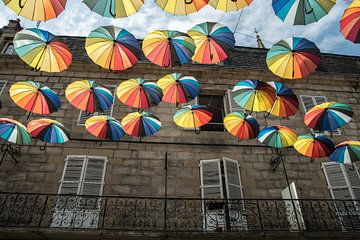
xmin=0 ymin=0 xmax=358 ymax=56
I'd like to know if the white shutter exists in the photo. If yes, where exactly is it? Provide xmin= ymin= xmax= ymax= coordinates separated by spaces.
xmin=81 ymin=156 xmax=107 ymax=196
xmin=200 ymin=159 xmax=223 ymax=199
xmin=322 ymin=162 xmax=353 ymax=200
xmin=344 ymin=164 xmax=360 ymax=200
xmin=223 ymin=157 xmax=243 ymax=199
xmin=59 ymin=156 xmax=85 ymax=195
xmin=225 ymin=89 xmax=244 ymax=114
xmin=0 ymin=80 xmax=7 ymax=96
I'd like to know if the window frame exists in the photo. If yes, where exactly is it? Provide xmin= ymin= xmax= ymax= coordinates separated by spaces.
xmin=1 ymin=42 xmax=16 ymax=55
xmin=0 ymin=80 xmax=8 ymax=96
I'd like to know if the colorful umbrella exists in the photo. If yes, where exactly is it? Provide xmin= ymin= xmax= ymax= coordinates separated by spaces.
xmin=85 ymin=116 xmax=126 ymax=141
xmin=0 ymin=118 xmax=31 ymax=145
xmin=65 ymin=80 xmax=113 ymax=113
xmin=266 ymin=37 xmax=320 ymax=80
xmin=116 ymin=78 xmax=163 ymax=109
xmin=294 ymin=134 xmax=334 ymax=161
xmin=82 ymin=0 xmax=144 ymax=18
xmin=13 ymin=28 xmax=72 ymax=72
xmin=304 ymin=102 xmax=353 ymax=132
xmin=85 ymin=26 xmax=141 ymax=71
xmin=232 ymin=80 xmax=276 ymax=113
xmin=208 ymin=0 xmax=253 ymax=12
xmin=3 ymin=0 xmax=67 ymax=21
xmin=340 ymin=0 xmax=360 ymax=44
xmin=266 ymin=81 xmax=299 ymax=117
xmin=173 ymin=104 xmax=213 ymax=132
xmin=272 ymin=0 xmax=336 ymax=25
xmin=121 ymin=111 xmax=161 ymax=138
xmin=157 ymin=73 xmax=200 ymax=105
xmin=257 ymin=125 xmax=297 ymax=148
xmin=224 ymin=112 xmax=259 ymax=140
xmin=142 ymin=30 xmax=195 ymax=67
xmin=9 ymin=81 xmax=61 ymax=119
xmin=187 ymin=22 xmax=235 ymax=64
xmin=330 ymin=141 xmax=360 ymax=164
xmin=155 ymin=0 xmax=209 ymax=15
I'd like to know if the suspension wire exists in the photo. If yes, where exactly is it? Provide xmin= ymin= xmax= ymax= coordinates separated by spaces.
xmin=234 ymin=9 xmax=244 ymax=33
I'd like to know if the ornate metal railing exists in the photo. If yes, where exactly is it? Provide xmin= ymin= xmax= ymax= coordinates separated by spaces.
xmin=0 ymin=192 xmax=360 ymax=232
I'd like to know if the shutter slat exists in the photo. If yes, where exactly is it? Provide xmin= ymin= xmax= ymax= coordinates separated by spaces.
xmin=81 ymin=157 xmax=106 ymax=196
xmin=200 ymin=160 xmax=222 ymax=199
xmin=344 ymin=165 xmax=360 ymax=199
xmin=322 ymin=163 xmax=353 ymax=200
xmin=223 ymin=157 xmax=243 ymax=199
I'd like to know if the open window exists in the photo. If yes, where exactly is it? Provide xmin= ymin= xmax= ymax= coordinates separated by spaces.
xmin=1 ymin=42 xmax=16 ymax=55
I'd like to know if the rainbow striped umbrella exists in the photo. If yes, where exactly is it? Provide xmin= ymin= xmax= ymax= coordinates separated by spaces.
xmin=121 ymin=111 xmax=161 ymax=138
xmin=294 ymin=134 xmax=334 ymax=161
xmin=266 ymin=37 xmax=320 ymax=80
xmin=187 ymin=22 xmax=235 ymax=64
xmin=85 ymin=116 xmax=125 ymax=141
xmin=157 ymin=73 xmax=201 ymax=105
xmin=3 ymin=0 xmax=67 ymax=21
xmin=330 ymin=141 xmax=360 ymax=164
xmin=208 ymin=0 xmax=253 ymax=12
xmin=142 ymin=30 xmax=195 ymax=67
xmin=116 ymin=78 xmax=163 ymax=109
xmin=304 ymin=102 xmax=353 ymax=132
xmin=257 ymin=125 xmax=297 ymax=148
xmin=272 ymin=0 xmax=336 ymax=25
xmin=155 ymin=0 xmax=208 ymax=15
xmin=65 ymin=80 xmax=113 ymax=113
xmin=83 ymin=0 xmax=144 ymax=18
xmin=232 ymin=80 xmax=276 ymax=113
xmin=0 ymin=118 xmax=31 ymax=145
xmin=174 ymin=104 xmax=213 ymax=132
xmin=85 ymin=26 xmax=141 ymax=71
xmin=266 ymin=81 xmax=299 ymax=117
xmin=340 ymin=0 xmax=360 ymax=44
xmin=224 ymin=112 xmax=259 ymax=140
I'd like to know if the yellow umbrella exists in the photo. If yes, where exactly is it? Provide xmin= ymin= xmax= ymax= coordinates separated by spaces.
xmin=208 ymin=0 xmax=253 ymax=12
xmin=155 ymin=0 xmax=208 ymax=15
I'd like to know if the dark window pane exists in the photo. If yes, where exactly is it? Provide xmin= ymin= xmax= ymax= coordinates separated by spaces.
xmin=199 ymin=95 xmax=224 ymax=132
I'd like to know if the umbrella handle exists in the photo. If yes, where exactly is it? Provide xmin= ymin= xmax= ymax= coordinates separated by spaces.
xmin=195 ymin=128 xmax=201 ymax=134
xmin=1 ymin=141 xmax=8 ymax=152
xmin=109 ymin=0 xmax=116 ymax=17
xmin=185 ymin=0 xmax=193 ymax=4
xmin=40 ymin=143 xmax=47 ymax=152
xmin=19 ymin=0 xmax=25 ymax=8
xmin=263 ymin=112 xmax=271 ymax=118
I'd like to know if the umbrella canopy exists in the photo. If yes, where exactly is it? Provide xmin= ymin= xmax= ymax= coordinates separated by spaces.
xmin=0 ymin=118 xmax=31 ymax=145
xmin=267 ymin=81 xmax=299 ymax=117
xmin=27 ymin=119 xmax=70 ymax=144
xmin=304 ymin=102 xmax=353 ymax=131
xmin=174 ymin=104 xmax=213 ymax=129
xmin=187 ymin=22 xmax=235 ymax=64
xmin=330 ymin=141 xmax=360 ymax=164
xmin=13 ymin=28 xmax=72 ymax=72
xmin=157 ymin=73 xmax=201 ymax=105
xmin=232 ymin=80 xmax=276 ymax=113
xmin=272 ymin=0 xmax=336 ymax=25
xmin=142 ymin=30 xmax=195 ymax=67
xmin=116 ymin=78 xmax=163 ymax=109
xmin=85 ymin=26 xmax=141 ymax=71
xmin=266 ymin=37 xmax=320 ymax=80
xmin=224 ymin=112 xmax=259 ymax=140
xmin=82 ymin=0 xmax=144 ymax=18
xmin=121 ymin=111 xmax=161 ymax=137
xmin=208 ymin=0 xmax=253 ymax=12
xmin=3 ymin=0 xmax=67 ymax=21
xmin=65 ymin=80 xmax=113 ymax=113
xmin=294 ymin=134 xmax=334 ymax=160
xmin=85 ymin=116 xmax=125 ymax=141
xmin=257 ymin=125 xmax=297 ymax=148
xmin=340 ymin=0 xmax=360 ymax=44
xmin=155 ymin=0 xmax=209 ymax=15
xmin=9 ymin=81 xmax=61 ymax=115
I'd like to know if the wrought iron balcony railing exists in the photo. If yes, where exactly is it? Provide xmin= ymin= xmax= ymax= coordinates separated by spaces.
xmin=0 ymin=192 xmax=360 ymax=232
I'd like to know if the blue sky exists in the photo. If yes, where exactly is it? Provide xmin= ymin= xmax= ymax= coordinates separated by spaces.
xmin=0 ymin=0 xmax=358 ymax=56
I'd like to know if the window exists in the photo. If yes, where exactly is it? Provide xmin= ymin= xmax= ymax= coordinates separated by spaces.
xmin=0 ymin=80 xmax=7 ymax=96
xmin=1 ymin=42 xmax=16 ymax=55
xmin=300 ymin=95 xmax=341 ymax=136
xmin=224 ymin=89 xmax=245 ymax=114
xmin=199 ymin=94 xmax=225 ymax=132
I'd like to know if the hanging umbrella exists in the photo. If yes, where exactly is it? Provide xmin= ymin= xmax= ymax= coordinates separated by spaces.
xmin=9 ymin=81 xmax=61 ymax=119
xmin=116 ymin=78 xmax=163 ymax=109
xmin=13 ymin=28 xmax=72 ymax=72
xmin=187 ymin=22 xmax=235 ymax=64
xmin=157 ymin=73 xmax=201 ymax=105
xmin=65 ymin=80 xmax=113 ymax=113
xmin=2 ymin=0 xmax=67 ymax=21
xmin=304 ymin=102 xmax=353 ymax=132
xmin=85 ymin=116 xmax=126 ymax=142
xmin=340 ymin=0 xmax=360 ymax=44
xmin=272 ymin=0 xmax=336 ymax=25
xmin=330 ymin=141 xmax=360 ymax=164
xmin=173 ymin=104 xmax=213 ymax=133
xmin=266 ymin=81 xmax=299 ymax=117
xmin=294 ymin=134 xmax=334 ymax=162
xmin=257 ymin=125 xmax=297 ymax=148
xmin=232 ymin=80 xmax=276 ymax=113
xmin=121 ymin=111 xmax=161 ymax=138
xmin=155 ymin=0 xmax=209 ymax=15
xmin=224 ymin=112 xmax=259 ymax=140
xmin=82 ymin=0 xmax=144 ymax=18
xmin=0 ymin=118 xmax=31 ymax=145
xmin=208 ymin=0 xmax=253 ymax=12
xmin=85 ymin=26 xmax=141 ymax=71
xmin=266 ymin=37 xmax=320 ymax=80
xmin=142 ymin=30 xmax=195 ymax=67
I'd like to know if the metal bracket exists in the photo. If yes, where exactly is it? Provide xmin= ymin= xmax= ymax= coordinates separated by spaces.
xmin=0 ymin=143 xmax=21 ymax=166
xmin=271 ymin=155 xmax=282 ymax=171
